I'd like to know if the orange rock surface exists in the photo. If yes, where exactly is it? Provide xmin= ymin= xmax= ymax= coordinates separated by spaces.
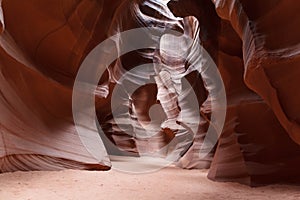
xmin=1 ymin=0 xmax=300 ymax=185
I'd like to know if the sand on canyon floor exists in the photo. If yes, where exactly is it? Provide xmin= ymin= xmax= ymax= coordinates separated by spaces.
xmin=1 ymin=166 xmax=300 ymax=200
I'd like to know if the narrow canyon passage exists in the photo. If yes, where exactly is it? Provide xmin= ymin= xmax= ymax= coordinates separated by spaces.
xmin=1 ymin=1 xmax=300 ymax=199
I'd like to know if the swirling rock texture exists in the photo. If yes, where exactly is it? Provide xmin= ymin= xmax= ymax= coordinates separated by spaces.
xmin=98 ymin=0 xmax=210 ymax=164
xmin=209 ymin=0 xmax=300 ymax=186
xmin=0 ymin=0 xmax=117 ymax=172
xmin=1 ymin=0 xmax=300 ymax=186
xmin=171 ymin=0 xmax=300 ymax=185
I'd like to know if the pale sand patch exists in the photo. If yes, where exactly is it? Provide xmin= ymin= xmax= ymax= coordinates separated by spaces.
xmin=0 ymin=167 xmax=300 ymax=200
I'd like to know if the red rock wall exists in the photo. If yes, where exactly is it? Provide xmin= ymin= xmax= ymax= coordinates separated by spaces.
xmin=1 ymin=0 xmax=300 ymax=186
xmin=213 ymin=0 xmax=300 ymax=144
xmin=169 ymin=0 xmax=300 ymax=185
xmin=210 ymin=0 xmax=300 ymax=185
xmin=0 ymin=0 xmax=114 ymax=172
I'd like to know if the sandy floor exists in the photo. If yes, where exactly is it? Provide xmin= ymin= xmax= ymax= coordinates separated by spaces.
xmin=1 ymin=167 xmax=300 ymax=200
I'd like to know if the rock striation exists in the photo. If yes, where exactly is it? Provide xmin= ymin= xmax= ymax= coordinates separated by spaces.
xmin=1 ymin=0 xmax=300 ymax=185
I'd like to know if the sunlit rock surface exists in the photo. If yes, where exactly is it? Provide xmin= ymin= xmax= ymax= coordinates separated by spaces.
xmin=1 ymin=0 xmax=300 ymax=185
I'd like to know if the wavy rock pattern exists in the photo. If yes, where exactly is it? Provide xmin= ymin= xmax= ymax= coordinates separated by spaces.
xmin=98 ymin=0 xmax=210 ymax=163
xmin=208 ymin=0 xmax=300 ymax=185
xmin=213 ymin=0 xmax=300 ymax=144
xmin=168 ymin=0 xmax=300 ymax=185
xmin=0 ymin=0 xmax=113 ymax=172
xmin=1 ymin=0 xmax=300 ymax=186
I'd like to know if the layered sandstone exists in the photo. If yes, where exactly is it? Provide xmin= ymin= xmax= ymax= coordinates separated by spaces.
xmin=1 ymin=0 xmax=300 ymax=186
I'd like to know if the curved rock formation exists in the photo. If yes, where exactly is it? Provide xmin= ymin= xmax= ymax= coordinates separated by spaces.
xmin=213 ymin=0 xmax=300 ymax=144
xmin=168 ymin=0 xmax=300 ymax=185
xmin=1 ymin=0 xmax=300 ymax=186
xmin=209 ymin=0 xmax=300 ymax=186
xmin=98 ymin=0 xmax=210 ymax=162
xmin=0 ymin=0 xmax=113 ymax=172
